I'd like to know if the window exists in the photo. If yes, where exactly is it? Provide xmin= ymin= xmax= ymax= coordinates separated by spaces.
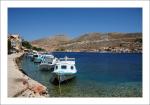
xmin=71 ymin=66 xmax=74 ymax=70
xmin=34 ymin=55 xmax=38 ymax=57
xmin=55 ymin=66 xmax=58 ymax=69
xmin=48 ymin=62 xmax=52 ymax=64
xmin=61 ymin=65 xmax=67 ymax=69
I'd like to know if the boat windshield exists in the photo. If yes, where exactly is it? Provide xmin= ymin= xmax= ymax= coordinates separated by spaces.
xmin=43 ymin=58 xmax=53 ymax=63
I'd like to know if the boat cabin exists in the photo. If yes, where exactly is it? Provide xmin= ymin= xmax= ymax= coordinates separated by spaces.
xmin=54 ymin=56 xmax=76 ymax=73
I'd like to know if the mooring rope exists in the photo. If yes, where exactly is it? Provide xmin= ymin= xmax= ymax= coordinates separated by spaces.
xmin=58 ymin=74 xmax=61 ymax=96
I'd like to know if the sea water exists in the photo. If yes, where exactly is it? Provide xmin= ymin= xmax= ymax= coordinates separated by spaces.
xmin=21 ymin=52 xmax=142 ymax=97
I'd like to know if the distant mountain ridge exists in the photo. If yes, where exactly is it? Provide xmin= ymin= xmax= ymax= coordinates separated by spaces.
xmin=31 ymin=32 xmax=142 ymax=52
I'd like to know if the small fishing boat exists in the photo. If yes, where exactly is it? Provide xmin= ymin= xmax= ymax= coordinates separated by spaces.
xmin=50 ymin=56 xmax=77 ymax=83
xmin=39 ymin=54 xmax=58 ymax=71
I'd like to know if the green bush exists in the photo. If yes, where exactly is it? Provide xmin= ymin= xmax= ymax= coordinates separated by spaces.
xmin=22 ymin=40 xmax=45 ymax=51
xmin=22 ymin=41 xmax=32 ymax=49
xmin=32 ymin=46 xmax=45 ymax=51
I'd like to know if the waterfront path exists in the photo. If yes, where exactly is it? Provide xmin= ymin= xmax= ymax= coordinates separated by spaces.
xmin=8 ymin=53 xmax=49 ymax=97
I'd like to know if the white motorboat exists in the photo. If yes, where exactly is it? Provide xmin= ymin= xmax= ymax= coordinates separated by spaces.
xmin=50 ymin=56 xmax=77 ymax=83
xmin=39 ymin=54 xmax=58 ymax=71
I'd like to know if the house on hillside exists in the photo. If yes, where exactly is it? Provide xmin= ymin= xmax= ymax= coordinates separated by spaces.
xmin=8 ymin=34 xmax=22 ymax=53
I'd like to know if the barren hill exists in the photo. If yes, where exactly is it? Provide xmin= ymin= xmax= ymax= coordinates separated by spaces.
xmin=31 ymin=32 xmax=142 ymax=52
xmin=72 ymin=33 xmax=103 ymax=42
xmin=31 ymin=35 xmax=70 ymax=51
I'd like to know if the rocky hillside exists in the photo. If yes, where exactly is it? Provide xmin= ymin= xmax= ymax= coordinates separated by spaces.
xmin=72 ymin=33 xmax=102 ymax=42
xmin=31 ymin=32 xmax=142 ymax=53
xmin=31 ymin=35 xmax=70 ymax=51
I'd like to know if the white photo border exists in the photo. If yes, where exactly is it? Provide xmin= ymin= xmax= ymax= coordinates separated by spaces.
xmin=0 ymin=0 xmax=149 ymax=104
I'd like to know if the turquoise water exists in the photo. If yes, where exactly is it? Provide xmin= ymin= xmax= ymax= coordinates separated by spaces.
xmin=21 ymin=52 xmax=142 ymax=97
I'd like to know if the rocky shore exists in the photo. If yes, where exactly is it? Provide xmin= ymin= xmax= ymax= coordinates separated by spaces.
xmin=8 ymin=53 xmax=49 ymax=97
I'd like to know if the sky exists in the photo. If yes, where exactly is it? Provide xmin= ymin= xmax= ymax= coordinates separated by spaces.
xmin=8 ymin=8 xmax=142 ymax=41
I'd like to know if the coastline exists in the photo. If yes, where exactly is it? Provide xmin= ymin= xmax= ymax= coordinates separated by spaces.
xmin=8 ymin=53 xmax=49 ymax=97
xmin=52 ymin=51 xmax=142 ymax=53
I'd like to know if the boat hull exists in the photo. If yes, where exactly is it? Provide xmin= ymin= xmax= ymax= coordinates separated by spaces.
xmin=39 ymin=63 xmax=55 ymax=71
xmin=34 ymin=57 xmax=43 ymax=63
xmin=50 ymin=73 xmax=76 ymax=83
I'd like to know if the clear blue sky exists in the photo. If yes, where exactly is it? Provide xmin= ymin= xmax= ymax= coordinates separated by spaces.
xmin=8 ymin=8 xmax=142 ymax=41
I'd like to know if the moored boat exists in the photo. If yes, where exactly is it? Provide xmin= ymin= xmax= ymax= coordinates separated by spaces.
xmin=39 ymin=54 xmax=58 ymax=71
xmin=26 ymin=50 xmax=37 ymax=59
xmin=50 ymin=56 xmax=77 ymax=83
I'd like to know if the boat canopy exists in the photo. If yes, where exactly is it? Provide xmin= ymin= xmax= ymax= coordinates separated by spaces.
xmin=59 ymin=56 xmax=75 ymax=61
xmin=58 ymin=56 xmax=75 ymax=65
